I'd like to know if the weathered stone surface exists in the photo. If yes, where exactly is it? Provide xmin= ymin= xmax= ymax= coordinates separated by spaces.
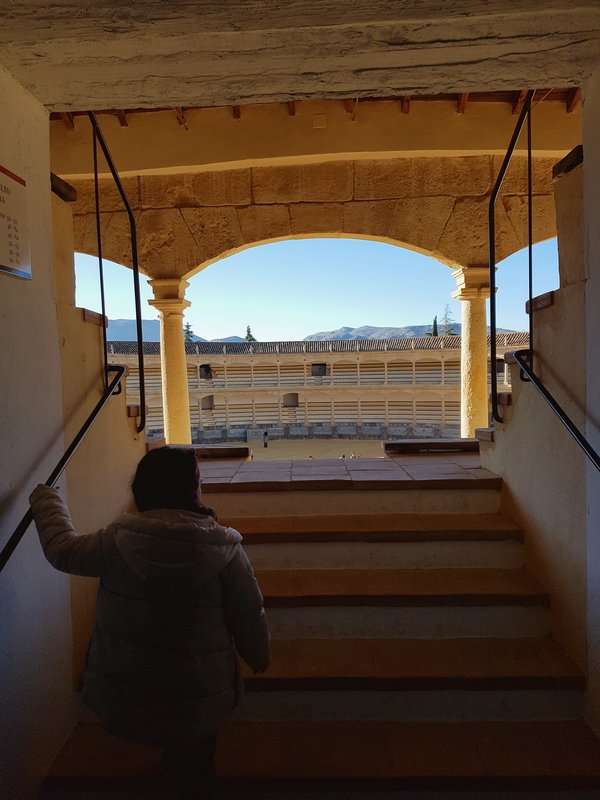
xmin=71 ymin=177 xmax=140 ymax=214
xmin=236 ymin=204 xmax=292 ymax=243
xmin=492 ymin=156 xmax=555 ymax=196
xmin=435 ymin=196 xmax=521 ymax=266
xmin=252 ymin=166 xmax=303 ymax=204
xmin=137 ymin=209 xmax=201 ymax=278
xmin=141 ymin=170 xmax=251 ymax=208
xmin=253 ymin=162 xmax=353 ymax=203
xmin=290 ymin=202 xmax=344 ymax=235
xmin=501 ymin=194 xmax=557 ymax=250
xmin=388 ymin=196 xmax=455 ymax=257
xmin=299 ymin=162 xmax=353 ymax=202
xmin=355 ymin=157 xmax=492 ymax=200
xmin=181 ymin=207 xmax=244 ymax=263
xmin=4 ymin=3 xmax=599 ymax=110
xmin=343 ymin=200 xmax=397 ymax=238
xmin=72 ymin=211 xmax=138 ymax=268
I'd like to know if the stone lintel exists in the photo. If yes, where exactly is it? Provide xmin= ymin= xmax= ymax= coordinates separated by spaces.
xmin=451 ymin=266 xmax=491 ymax=301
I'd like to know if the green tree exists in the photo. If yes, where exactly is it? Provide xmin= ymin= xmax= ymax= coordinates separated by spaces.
xmin=427 ymin=315 xmax=438 ymax=336
xmin=183 ymin=322 xmax=194 ymax=343
xmin=245 ymin=325 xmax=257 ymax=342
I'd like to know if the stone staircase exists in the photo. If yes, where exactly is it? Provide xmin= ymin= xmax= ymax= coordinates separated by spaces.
xmin=41 ymin=454 xmax=600 ymax=797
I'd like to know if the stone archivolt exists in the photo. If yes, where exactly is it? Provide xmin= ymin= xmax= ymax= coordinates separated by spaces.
xmin=71 ymin=155 xmax=557 ymax=280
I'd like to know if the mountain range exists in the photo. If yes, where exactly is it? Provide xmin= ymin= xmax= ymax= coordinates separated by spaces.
xmin=106 ymin=319 xmax=516 ymax=342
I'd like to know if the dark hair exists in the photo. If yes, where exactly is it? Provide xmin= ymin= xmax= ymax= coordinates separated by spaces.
xmin=132 ymin=447 xmax=215 ymax=517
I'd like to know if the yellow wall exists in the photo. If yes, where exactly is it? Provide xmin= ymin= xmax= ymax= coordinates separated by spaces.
xmin=52 ymin=196 xmax=146 ymax=687
xmin=0 ymin=65 xmax=77 ymax=800
xmin=480 ymin=163 xmax=587 ymax=669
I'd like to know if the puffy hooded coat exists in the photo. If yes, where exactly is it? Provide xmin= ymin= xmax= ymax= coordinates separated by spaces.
xmin=29 ymin=485 xmax=270 ymax=746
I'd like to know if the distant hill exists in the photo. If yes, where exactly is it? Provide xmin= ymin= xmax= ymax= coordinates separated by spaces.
xmin=106 ymin=319 xmax=244 ymax=342
xmin=303 ymin=324 xmax=516 ymax=341
xmin=106 ymin=319 xmax=517 ymax=343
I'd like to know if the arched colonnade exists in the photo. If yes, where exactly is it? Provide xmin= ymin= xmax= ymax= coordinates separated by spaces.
xmin=70 ymin=155 xmax=558 ymax=441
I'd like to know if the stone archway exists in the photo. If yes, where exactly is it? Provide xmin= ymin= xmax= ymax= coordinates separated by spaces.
xmin=71 ymin=155 xmax=557 ymax=281
xmin=69 ymin=154 xmax=558 ymax=441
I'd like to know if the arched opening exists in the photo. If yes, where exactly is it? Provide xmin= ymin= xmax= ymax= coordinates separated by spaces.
xmin=75 ymin=236 xmax=541 ymax=450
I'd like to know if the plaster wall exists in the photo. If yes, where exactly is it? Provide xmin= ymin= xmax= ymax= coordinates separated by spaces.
xmin=0 ymin=66 xmax=77 ymax=799
xmin=480 ymin=165 xmax=587 ymax=670
xmin=583 ymin=68 xmax=600 ymax=734
xmin=50 ymin=99 xmax=582 ymax=179
xmin=52 ymin=196 xmax=146 ymax=685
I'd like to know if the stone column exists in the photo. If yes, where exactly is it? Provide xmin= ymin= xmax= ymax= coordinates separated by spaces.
xmin=452 ymin=267 xmax=490 ymax=438
xmin=148 ymin=278 xmax=192 ymax=444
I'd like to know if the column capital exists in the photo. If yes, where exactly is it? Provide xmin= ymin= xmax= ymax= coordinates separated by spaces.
xmin=148 ymin=278 xmax=191 ymax=315
xmin=451 ymin=266 xmax=491 ymax=301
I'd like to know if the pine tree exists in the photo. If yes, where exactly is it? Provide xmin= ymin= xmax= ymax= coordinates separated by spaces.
xmin=245 ymin=325 xmax=257 ymax=342
xmin=183 ymin=322 xmax=194 ymax=343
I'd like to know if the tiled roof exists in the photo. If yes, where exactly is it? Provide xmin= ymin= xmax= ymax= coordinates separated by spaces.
xmin=107 ymin=333 xmax=529 ymax=357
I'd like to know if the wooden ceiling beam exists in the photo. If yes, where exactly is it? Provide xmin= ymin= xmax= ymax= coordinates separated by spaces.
xmin=174 ymin=106 xmax=188 ymax=130
xmin=457 ymin=92 xmax=469 ymax=114
xmin=512 ymin=90 xmax=528 ymax=115
xmin=59 ymin=112 xmax=75 ymax=130
xmin=566 ymin=87 xmax=582 ymax=114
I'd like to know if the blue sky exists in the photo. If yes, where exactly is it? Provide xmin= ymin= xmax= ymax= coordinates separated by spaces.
xmin=74 ymin=237 xmax=559 ymax=341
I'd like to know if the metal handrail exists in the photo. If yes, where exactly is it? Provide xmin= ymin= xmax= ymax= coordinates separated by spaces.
xmin=489 ymin=89 xmax=535 ymax=423
xmin=512 ymin=350 xmax=600 ymax=472
xmin=87 ymin=112 xmax=146 ymax=433
xmin=0 ymin=365 xmax=126 ymax=574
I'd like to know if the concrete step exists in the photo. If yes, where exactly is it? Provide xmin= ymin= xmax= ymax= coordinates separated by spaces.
xmin=234 ymin=512 xmax=524 ymax=569
xmin=43 ymin=720 xmax=600 ymax=794
xmin=260 ymin=568 xmax=550 ymax=638
xmin=258 ymin=567 xmax=548 ymax=607
xmin=234 ymin=637 xmax=583 ymax=721
xmin=209 ymin=486 xmax=502 ymax=517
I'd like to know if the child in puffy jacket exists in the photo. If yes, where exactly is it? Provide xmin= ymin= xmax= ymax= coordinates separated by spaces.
xmin=30 ymin=446 xmax=270 ymax=800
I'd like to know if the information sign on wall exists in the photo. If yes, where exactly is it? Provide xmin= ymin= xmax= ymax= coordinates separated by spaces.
xmin=0 ymin=165 xmax=31 ymax=279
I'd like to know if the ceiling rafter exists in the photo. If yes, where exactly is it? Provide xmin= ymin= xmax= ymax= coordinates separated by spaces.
xmin=59 ymin=112 xmax=75 ymax=130
xmin=512 ymin=90 xmax=528 ymax=115
xmin=174 ymin=106 xmax=188 ymax=130
xmin=566 ymin=87 xmax=582 ymax=113
xmin=457 ymin=92 xmax=469 ymax=114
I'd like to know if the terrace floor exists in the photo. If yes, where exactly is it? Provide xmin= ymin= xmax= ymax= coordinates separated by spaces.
xmin=198 ymin=451 xmax=500 ymax=494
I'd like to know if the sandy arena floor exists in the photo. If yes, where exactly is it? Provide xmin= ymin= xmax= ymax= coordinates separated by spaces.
xmin=246 ymin=438 xmax=386 ymax=461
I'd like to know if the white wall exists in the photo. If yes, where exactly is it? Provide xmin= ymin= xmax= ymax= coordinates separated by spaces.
xmin=0 ymin=65 xmax=78 ymax=798
xmin=584 ymin=67 xmax=600 ymax=735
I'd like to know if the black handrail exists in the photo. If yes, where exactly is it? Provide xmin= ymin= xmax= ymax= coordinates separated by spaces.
xmin=0 ymin=365 xmax=126 ymax=574
xmin=489 ymin=89 xmax=535 ymax=423
xmin=512 ymin=350 xmax=600 ymax=472
xmin=87 ymin=112 xmax=146 ymax=433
